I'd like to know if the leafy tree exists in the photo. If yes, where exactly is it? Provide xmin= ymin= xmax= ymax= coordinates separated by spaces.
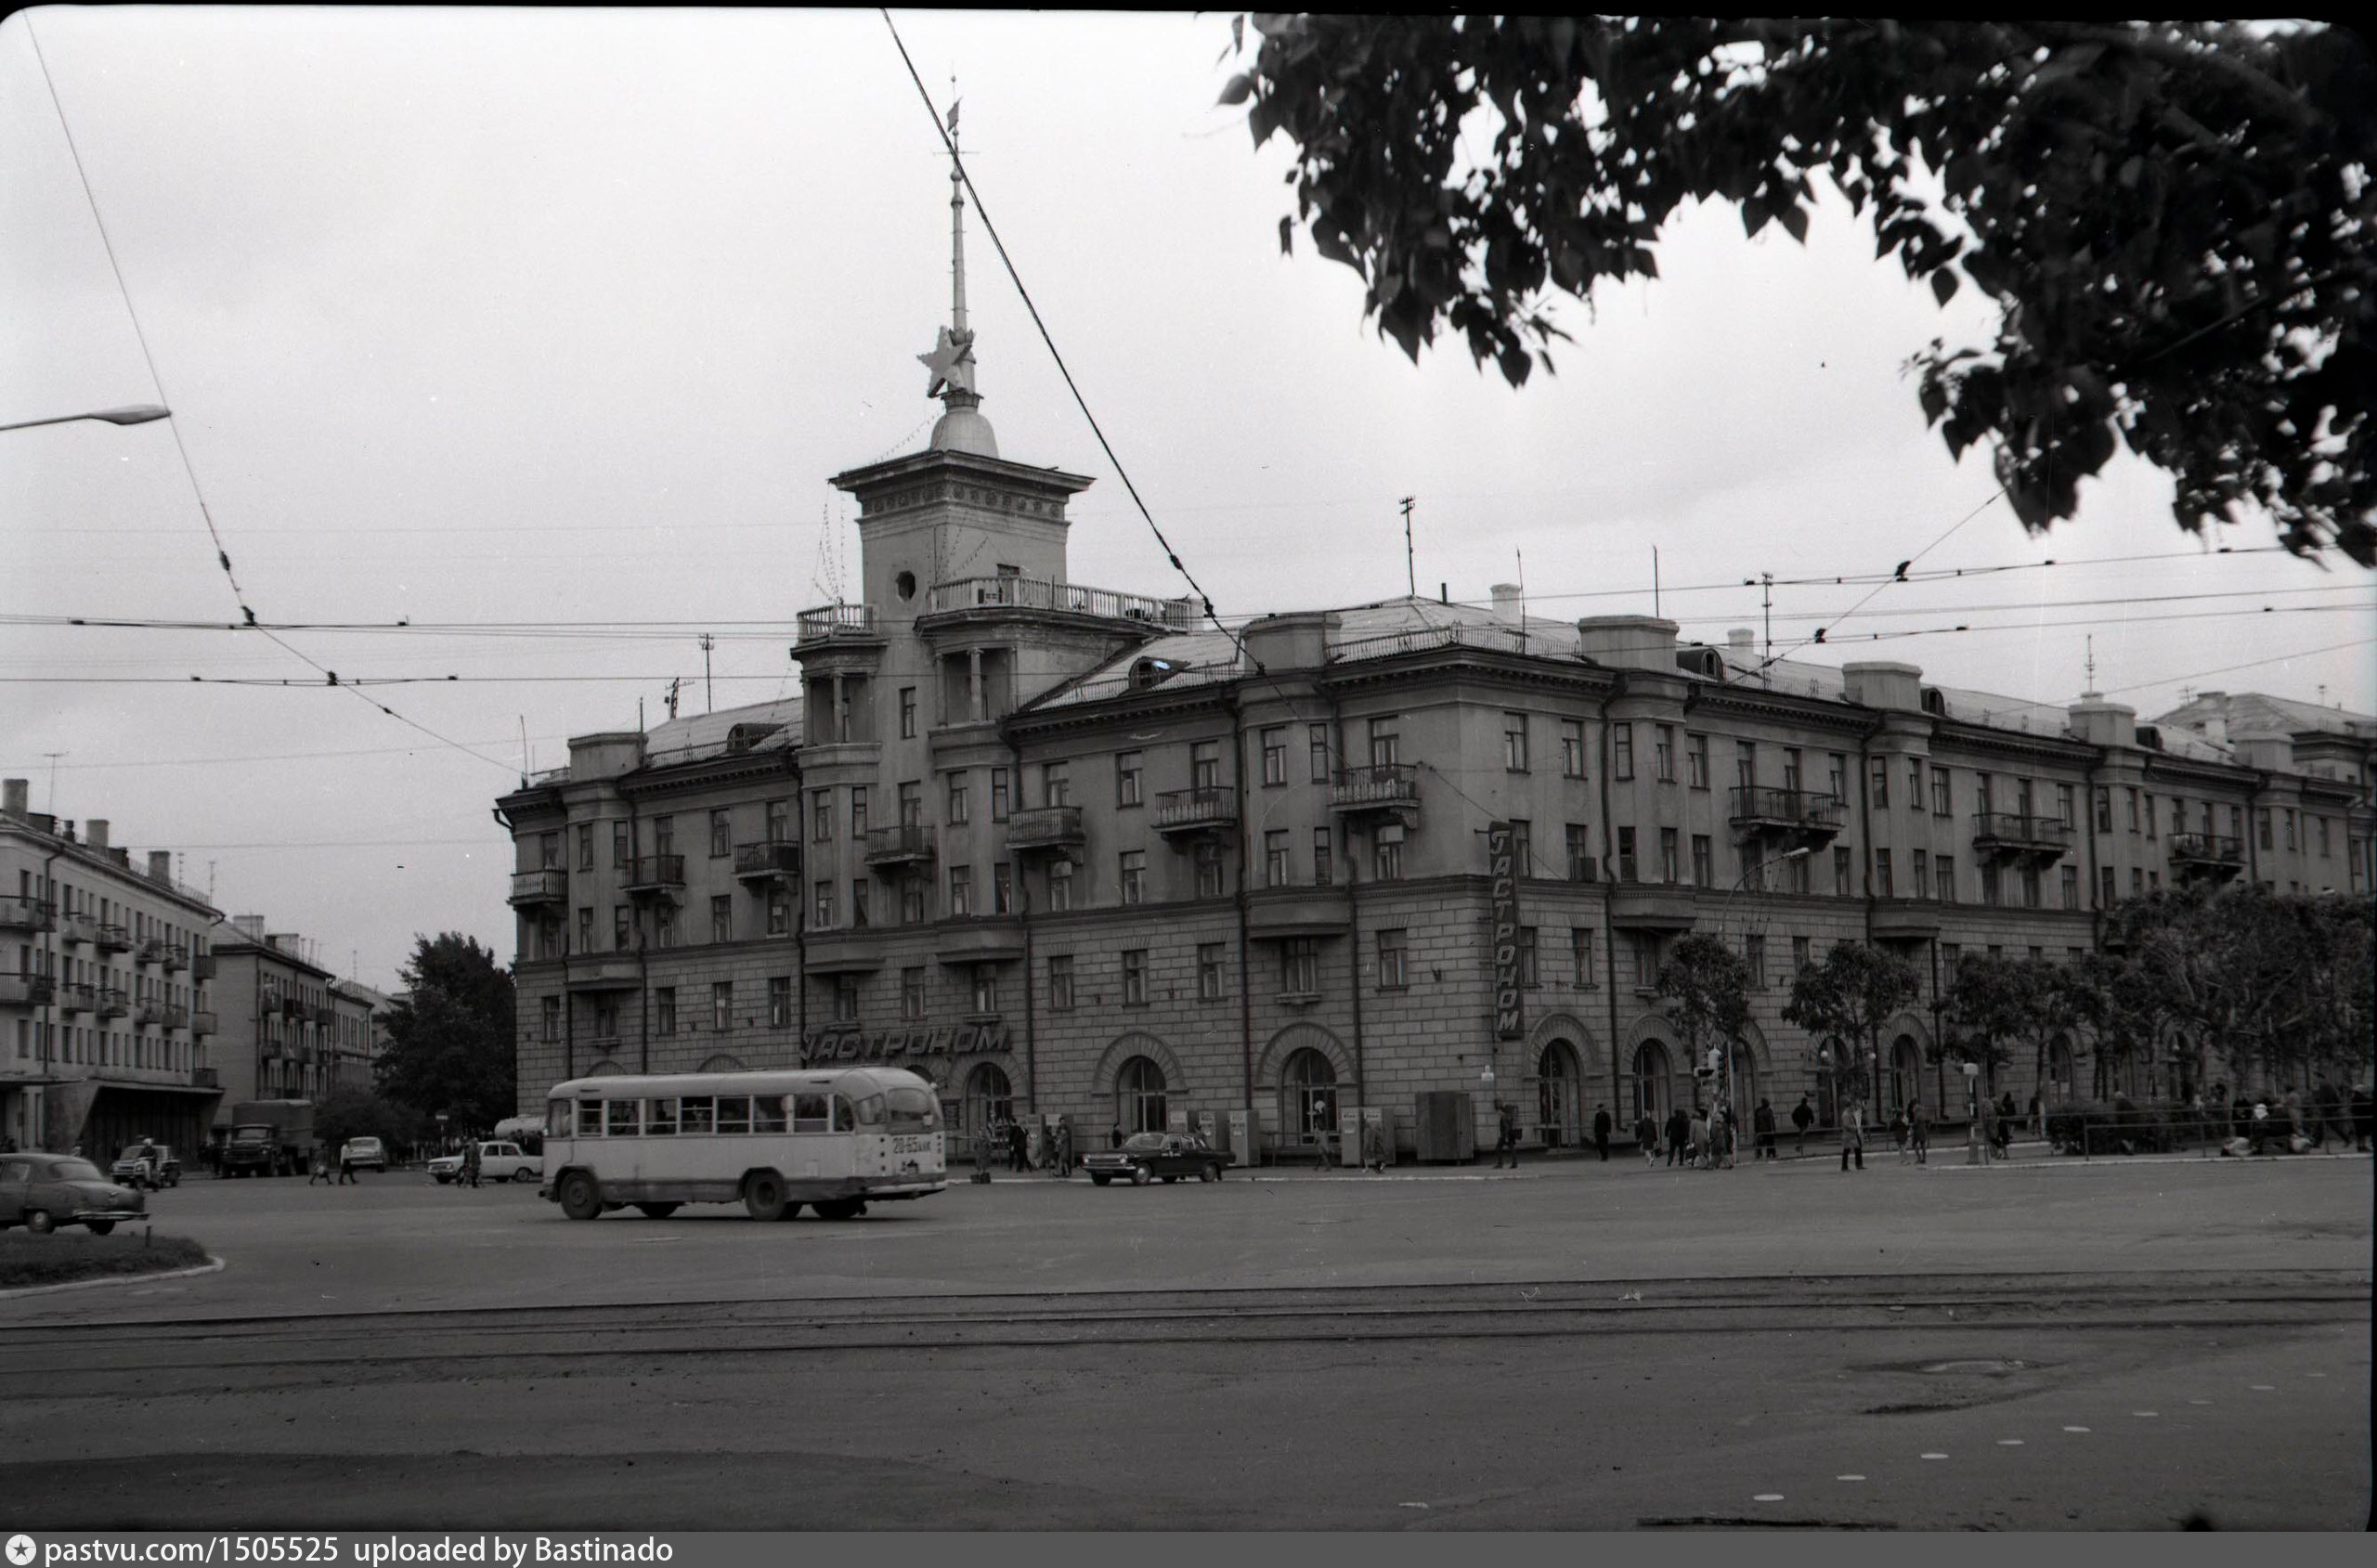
xmin=1782 ymin=940 xmax=1922 ymax=1112
xmin=313 ymin=1086 xmax=428 ymax=1160
xmin=1655 ymin=931 xmax=1751 ymax=1105
xmin=1224 ymin=18 xmax=2377 ymax=562
xmin=1939 ymin=953 xmax=2034 ymax=1095
xmin=375 ymin=933 xmax=515 ymax=1135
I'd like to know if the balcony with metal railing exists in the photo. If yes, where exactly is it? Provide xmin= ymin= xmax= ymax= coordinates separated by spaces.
xmin=95 ymin=923 xmax=131 ymax=953
xmin=0 ymin=896 xmax=56 ymax=933
xmin=57 ymin=981 xmax=95 ymax=1014
xmin=0 ymin=975 xmax=55 ymax=1008
xmin=97 ymin=987 xmax=128 ymax=1018
xmin=919 ymin=575 xmax=1197 ymax=630
xmin=162 ymin=941 xmax=189 ymax=972
xmin=2168 ymin=832 xmax=2247 ymax=883
xmin=1728 ymin=785 xmax=1847 ymax=844
xmin=56 ymin=913 xmax=95 ymax=947
xmin=1329 ymin=763 xmax=1421 ymax=816
xmin=1004 ymin=806 xmax=1085 ymax=856
xmin=193 ymin=1066 xmax=219 ymax=1089
xmin=165 ymin=1002 xmax=190 ymax=1030
xmin=733 ymin=841 xmax=801 ymax=882
xmin=623 ymin=855 xmax=686 ymax=900
xmin=134 ymin=998 xmax=163 ymax=1027
xmin=864 ymin=823 xmax=937 ymax=867
xmin=1153 ymin=786 xmax=1238 ymax=837
xmin=191 ymin=1009 xmax=216 ymax=1036
xmin=1971 ymin=812 xmax=2075 ymax=860
xmin=136 ymin=937 xmax=167 ymax=966
xmin=508 ymin=867 xmax=569 ymax=908
xmin=192 ymin=952 xmax=217 ymax=979
xmin=793 ymin=603 xmax=884 ymax=650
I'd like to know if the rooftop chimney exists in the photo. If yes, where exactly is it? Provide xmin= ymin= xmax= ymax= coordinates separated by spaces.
xmin=85 ymin=819 xmax=109 ymax=850
xmin=148 ymin=850 xmax=173 ymax=883
xmin=1727 ymin=628 xmax=1755 ymax=652
xmin=1575 ymin=615 xmax=1681 ymax=673
xmin=232 ymin=914 xmax=266 ymax=942
xmin=1489 ymin=583 xmax=1524 ymax=626
xmin=2 ymin=779 xmax=25 ymax=818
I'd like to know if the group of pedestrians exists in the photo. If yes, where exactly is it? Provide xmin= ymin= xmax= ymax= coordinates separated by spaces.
xmin=985 ymin=1116 xmax=1085 ymax=1177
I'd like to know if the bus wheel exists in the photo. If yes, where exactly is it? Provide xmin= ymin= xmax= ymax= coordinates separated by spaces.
xmin=633 ymin=1202 xmax=679 ymax=1219
xmin=558 ymin=1173 xmax=604 ymax=1222
xmin=744 ymin=1173 xmax=789 ymax=1222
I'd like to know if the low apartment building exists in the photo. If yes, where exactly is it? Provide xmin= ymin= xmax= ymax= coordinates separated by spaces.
xmin=205 ymin=918 xmax=383 ymax=1127
xmin=1 ymin=778 xmax=222 ymax=1157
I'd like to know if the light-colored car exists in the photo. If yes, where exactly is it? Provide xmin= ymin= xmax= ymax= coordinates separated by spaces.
xmin=110 ymin=1143 xmax=180 ymax=1189
xmin=429 ymin=1141 xmax=541 ymax=1184
xmin=0 ymin=1153 xmax=149 ymax=1235
xmin=339 ymin=1136 xmax=386 ymax=1173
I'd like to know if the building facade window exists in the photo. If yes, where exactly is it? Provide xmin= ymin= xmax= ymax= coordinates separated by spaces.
xmin=1613 ymin=724 xmax=1634 ymax=781
xmin=1048 ymin=954 xmax=1075 ymax=1011
xmin=1911 ymin=849 xmax=1929 ymax=900
xmin=1195 ymin=840 xmax=1227 ymax=899
xmin=1833 ymin=846 xmax=1853 ymax=896
xmin=1874 ymin=849 xmax=1893 ymax=898
xmin=1367 ymin=719 xmax=1399 ymax=768
xmin=709 ymin=810 xmax=730 ymax=860
xmin=1561 ymin=719 xmax=1587 ymax=779
xmin=576 ymin=825 xmax=593 ymax=871
xmin=1687 ymin=732 xmax=1709 ymax=790
xmin=901 ymin=875 xmax=927 ymax=925
xmin=834 ymin=976 xmax=860 ymax=1022
xmin=812 ymin=881 xmax=835 ymax=929
xmin=1653 ymin=725 xmax=1674 ymax=783
xmin=1517 ymin=927 xmax=1539 ymax=988
xmin=1565 ymin=823 xmax=1593 ymax=881
xmin=767 ymin=891 xmax=790 ymax=936
xmin=1691 ymin=835 xmax=1712 ymax=888
xmin=1504 ymin=712 xmax=1530 ymax=771
xmin=1120 ymin=850 xmax=1147 ymax=905
xmin=1116 ymin=750 xmax=1143 ymax=808
xmin=1264 ymin=831 xmax=1291 ymax=888
xmin=1617 ymin=826 xmax=1638 ymax=883
xmin=947 ymin=772 xmax=969 ymax=824
xmin=901 ymin=967 xmax=927 ymax=1020
xmin=767 ymin=976 xmax=791 ymax=1029
xmin=1509 ymin=819 xmax=1533 ymax=879
xmin=851 ymin=786 xmax=869 ymax=839
xmin=710 ymin=895 xmax=733 ymax=944
xmin=1374 ymin=833 xmax=1404 ymax=882
xmin=711 ymin=981 xmax=732 ymax=1032
xmin=1190 ymin=741 xmax=1221 ymax=790
xmin=1310 ymin=723 xmax=1331 ymax=782
xmin=1261 ymin=728 xmax=1287 ymax=786
xmin=1311 ymin=828 xmax=1332 ymax=888
xmin=1121 ymin=949 xmax=1149 ymax=1006
xmin=1197 ymin=942 xmax=1227 ymax=1001
xmin=949 ymin=865 xmax=972 ymax=917
xmin=1280 ymin=938 xmax=1319 ymax=996
xmin=1931 ymin=768 xmax=1953 ymax=816
xmin=970 ymin=965 xmax=998 ymax=1016
xmin=851 ymin=880 xmax=871 ymax=927
xmin=656 ymin=987 xmax=677 ymax=1036
xmin=1869 ymin=758 xmax=1890 ymax=809
xmin=994 ymin=862 xmax=1014 ymax=914
xmin=1745 ymin=935 xmax=1766 ymax=990
xmin=1658 ymin=828 xmax=1679 ymax=884
xmin=1043 ymin=762 xmax=1071 ymax=809
xmin=899 ymin=687 xmax=916 ymax=739
xmin=1571 ymin=927 xmax=1596 ymax=988
xmin=1047 ymin=861 xmax=1074 ymax=912
xmin=991 ymin=768 xmax=1011 ymax=822
xmin=1377 ymin=928 xmax=1408 ymax=990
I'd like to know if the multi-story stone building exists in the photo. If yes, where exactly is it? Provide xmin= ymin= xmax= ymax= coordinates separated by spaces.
xmin=205 ymin=917 xmax=383 ymax=1125
xmin=1 ymin=778 xmax=222 ymax=1156
xmin=498 ymin=165 xmax=2377 ymax=1157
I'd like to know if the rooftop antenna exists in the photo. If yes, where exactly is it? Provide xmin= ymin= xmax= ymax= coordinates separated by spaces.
xmin=665 ymin=678 xmax=681 ymax=722
xmin=700 ymin=633 xmax=715 ymax=713
xmin=2084 ymin=635 xmax=2098 ymax=697
xmin=518 ymin=716 xmax=530 ymax=780
xmin=1760 ymin=572 xmax=1775 ymax=685
xmin=1400 ymin=497 xmax=1416 ymax=598
xmin=40 ymin=752 xmax=63 ymax=814
xmin=1652 ymin=547 xmax=1661 ymax=618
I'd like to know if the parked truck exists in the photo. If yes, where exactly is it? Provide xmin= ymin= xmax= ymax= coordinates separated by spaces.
xmin=219 ymin=1100 xmax=316 ymax=1177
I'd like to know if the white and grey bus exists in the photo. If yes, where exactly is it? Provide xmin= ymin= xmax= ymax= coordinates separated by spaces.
xmin=539 ymin=1067 xmax=946 ymax=1221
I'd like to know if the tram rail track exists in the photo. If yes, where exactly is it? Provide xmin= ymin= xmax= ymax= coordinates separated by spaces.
xmin=0 ymin=1268 xmax=2362 ymax=1382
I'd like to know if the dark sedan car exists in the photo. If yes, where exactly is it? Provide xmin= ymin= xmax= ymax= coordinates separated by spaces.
xmin=1082 ymin=1131 xmax=1230 ymax=1186
xmin=0 ymin=1153 xmax=150 ymax=1235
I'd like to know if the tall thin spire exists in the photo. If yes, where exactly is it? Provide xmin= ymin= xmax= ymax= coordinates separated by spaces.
xmin=917 ymin=90 xmax=996 ymax=456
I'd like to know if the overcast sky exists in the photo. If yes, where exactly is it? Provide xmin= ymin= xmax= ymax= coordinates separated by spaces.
xmin=5 ymin=9 xmax=2371 ymax=992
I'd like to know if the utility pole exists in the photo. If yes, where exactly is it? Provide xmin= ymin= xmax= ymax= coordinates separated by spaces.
xmin=1399 ymin=497 xmax=1416 ymax=597
xmin=700 ymin=633 xmax=715 ymax=712
xmin=1761 ymin=572 xmax=1775 ymax=689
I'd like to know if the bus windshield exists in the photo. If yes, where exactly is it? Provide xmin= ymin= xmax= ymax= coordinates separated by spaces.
xmin=885 ymin=1086 xmax=939 ymax=1132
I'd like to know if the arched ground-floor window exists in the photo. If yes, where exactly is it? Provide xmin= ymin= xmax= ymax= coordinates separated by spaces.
xmin=965 ymin=1061 xmax=1014 ymax=1141
xmin=1536 ymin=1040 xmax=1583 ymax=1147
xmin=1116 ymin=1055 xmax=1167 ymax=1135
xmin=1889 ymin=1035 xmax=1923 ymax=1114
xmin=1279 ymin=1046 xmax=1337 ymax=1150
xmin=1631 ymin=1041 xmax=1673 ymax=1125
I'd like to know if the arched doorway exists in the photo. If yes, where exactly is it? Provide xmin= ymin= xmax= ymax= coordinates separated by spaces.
xmin=1279 ymin=1047 xmax=1338 ymax=1152
xmin=1631 ymin=1040 xmax=1673 ymax=1125
xmin=2046 ymin=1035 xmax=2076 ymax=1105
xmin=1890 ymin=1035 xmax=1923 ymax=1112
xmin=964 ymin=1061 xmax=1014 ymax=1141
xmin=1536 ymin=1040 xmax=1583 ymax=1147
xmin=1116 ymin=1056 xmax=1167 ymax=1135
xmin=1722 ymin=1036 xmax=1762 ymax=1127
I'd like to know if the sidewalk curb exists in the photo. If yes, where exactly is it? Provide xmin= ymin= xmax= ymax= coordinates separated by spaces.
xmin=0 ymin=1253 xmax=223 ymax=1302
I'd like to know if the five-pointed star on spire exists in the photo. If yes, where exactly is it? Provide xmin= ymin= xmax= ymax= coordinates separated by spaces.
xmin=919 ymin=327 xmax=976 ymax=398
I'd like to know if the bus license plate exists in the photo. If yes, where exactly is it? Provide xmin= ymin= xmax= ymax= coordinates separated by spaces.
xmin=890 ymin=1135 xmax=933 ymax=1155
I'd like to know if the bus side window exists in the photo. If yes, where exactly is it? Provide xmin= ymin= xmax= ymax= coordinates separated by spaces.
xmin=716 ymin=1096 xmax=751 ymax=1135
xmin=681 ymin=1096 xmax=716 ymax=1135
xmin=605 ymin=1098 xmax=641 ymax=1138
xmin=753 ymin=1095 xmax=787 ymax=1134
xmin=791 ymin=1094 xmax=830 ymax=1134
xmin=645 ymin=1098 xmax=680 ymax=1136
xmin=831 ymin=1096 xmax=855 ymax=1133
xmin=854 ymin=1095 xmax=886 ymax=1127
xmin=578 ymin=1099 xmax=604 ymax=1136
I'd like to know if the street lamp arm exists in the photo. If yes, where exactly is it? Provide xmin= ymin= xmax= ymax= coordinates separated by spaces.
xmin=0 ymin=404 xmax=171 ymax=434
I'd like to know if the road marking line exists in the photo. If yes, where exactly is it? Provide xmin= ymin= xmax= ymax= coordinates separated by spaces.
xmin=1753 ymin=1494 xmax=1785 ymax=1502
xmin=2133 ymin=1411 xmax=2160 ymax=1418
xmin=1836 ymin=1475 xmax=1866 ymax=1483
xmin=1997 ymin=1439 xmax=2023 ymax=1446
xmin=2063 ymin=1426 xmax=2091 ymax=1433
xmin=2250 ymin=1383 xmax=2276 ymax=1391
xmin=1920 ymin=1453 xmax=1949 ymax=1460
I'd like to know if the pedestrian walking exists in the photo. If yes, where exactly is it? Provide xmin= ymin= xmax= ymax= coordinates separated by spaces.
xmin=1007 ymin=1119 xmax=1028 ymax=1173
xmin=1664 ymin=1106 xmax=1690 ymax=1168
xmin=1753 ymin=1097 xmax=1777 ymax=1160
xmin=2028 ymin=1091 xmax=2045 ymax=1140
xmin=1978 ymin=1095 xmax=2000 ymax=1162
xmin=970 ymin=1122 xmax=994 ymax=1183
xmin=1910 ymin=1098 xmax=1930 ymax=1165
xmin=307 ymin=1142 xmax=333 ymax=1186
xmin=1791 ymin=1094 xmax=1814 ymax=1156
xmin=462 ymin=1139 xmax=482 ymax=1189
xmin=337 ymin=1144 xmax=357 ymax=1185
xmin=1891 ymin=1105 xmax=1911 ymax=1161
xmin=1053 ymin=1119 xmax=1073 ymax=1178
xmin=1634 ymin=1112 xmax=1658 ymax=1166
xmin=1361 ymin=1118 xmax=1386 ymax=1173
xmin=1839 ymin=1101 xmax=1865 ymax=1172
xmin=1491 ymin=1102 xmax=1520 ymax=1169
xmin=1591 ymin=1104 xmax=1612 ymax=1162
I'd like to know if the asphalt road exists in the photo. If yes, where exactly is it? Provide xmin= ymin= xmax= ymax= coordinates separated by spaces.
xmin=1 ymin=1152 xmax=2368 ymax=1530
